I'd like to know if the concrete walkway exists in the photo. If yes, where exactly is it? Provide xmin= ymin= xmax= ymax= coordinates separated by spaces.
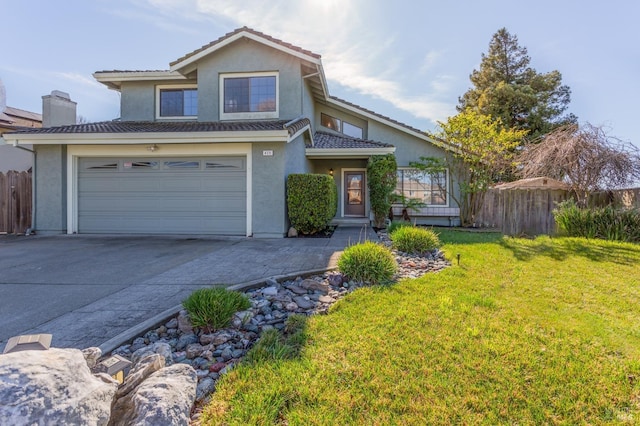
xmin=0 ymin=225 xmax=377 ymax=353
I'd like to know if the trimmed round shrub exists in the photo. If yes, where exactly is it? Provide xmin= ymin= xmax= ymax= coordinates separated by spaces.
xmin=391 ymin=226 xmax=441 ymax=254
xmin=338 ymin=241 xmax=397 ymax=285
xmin=183 ymin=287 xmax=251 ymax=332
xmin=387 ymin=220 xmax=412 ymax=235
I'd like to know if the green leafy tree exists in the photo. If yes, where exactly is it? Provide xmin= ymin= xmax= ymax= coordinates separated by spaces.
xmin=458 ymin=28 xmax=576 ymax=140
xmin=422 ymin=110 xmax=526 ymax=226
xmin=367 ymin=154 xmax=397 ymax=228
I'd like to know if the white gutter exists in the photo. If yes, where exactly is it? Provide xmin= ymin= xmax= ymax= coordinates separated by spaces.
xmin=2 ymin=130 xmax=290 ymax=145
xmin=305 ymin=147 xmax=395 ymax=159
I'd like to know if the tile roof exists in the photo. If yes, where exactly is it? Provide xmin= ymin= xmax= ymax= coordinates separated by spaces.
xmin=311 ymin=131 xmax=394 ymax=149
xmin=170 ymin=27 xmax=321 ymax=67
xmin=5 ymin=120 xmax=303 ymax=135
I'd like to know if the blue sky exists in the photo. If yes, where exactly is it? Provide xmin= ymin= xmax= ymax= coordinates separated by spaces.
xmin=2 ymin=0 xmax=638 ymax=147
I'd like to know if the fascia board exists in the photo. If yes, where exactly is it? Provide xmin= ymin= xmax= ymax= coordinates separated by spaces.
xmin=170 ymin=31 xmax=322 ymax=73
xmin=305 ymin=147 xmax=395 ymax=159
xmin=93 ymin=71 xmax=189 ymax=89
xmin=4 ymin=130 xmax=290 ymax=145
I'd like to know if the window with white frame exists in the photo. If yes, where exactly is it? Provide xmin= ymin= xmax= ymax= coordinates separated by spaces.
xmin=157 ymin=85 xmax=198 ymax=118
xmin=220 ymin=72 xmax=278 ymax=120
xmin=395 ymin=169 xmax=447 ymax=206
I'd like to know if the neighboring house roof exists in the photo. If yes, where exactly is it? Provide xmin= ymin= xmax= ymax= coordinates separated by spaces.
xmin=4 ymin=107 xmax=42 ymax=123
xmin=0 ymin=106 xmax=42 ymax=132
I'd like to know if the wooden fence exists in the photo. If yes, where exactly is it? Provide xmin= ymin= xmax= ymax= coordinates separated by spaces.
xmin=475 ymin=187 xmax=640 ymax=236
xmin=0 ymin=171 xmax=32 ymax=234
xmin=475 ymin=188 xmax=571 ymax=236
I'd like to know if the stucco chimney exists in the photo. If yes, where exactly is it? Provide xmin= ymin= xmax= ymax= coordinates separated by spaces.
xmin=42 ymin=90 xmax=76 ymax=127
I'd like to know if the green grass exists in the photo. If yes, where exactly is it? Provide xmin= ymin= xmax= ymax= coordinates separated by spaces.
xmin=202 ymin=230 xmax=640 ymax=425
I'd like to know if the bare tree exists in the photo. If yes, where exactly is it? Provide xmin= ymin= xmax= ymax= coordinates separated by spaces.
xmin=519 ymin=123 xmax=640 ymax=204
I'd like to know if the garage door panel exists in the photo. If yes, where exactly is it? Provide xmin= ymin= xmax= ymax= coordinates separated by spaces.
xmin=78 ymin=156 xmax=247 ymax=235
xmin=80 ymin=195 xmax=246 ymax=213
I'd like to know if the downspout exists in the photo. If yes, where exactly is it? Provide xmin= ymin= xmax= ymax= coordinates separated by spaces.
xmin=12 ymin=141 xmax=36 ymax=235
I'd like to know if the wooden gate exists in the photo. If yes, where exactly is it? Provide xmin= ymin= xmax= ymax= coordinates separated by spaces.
xmin=0 ymin=171 xmax=32 ymax=234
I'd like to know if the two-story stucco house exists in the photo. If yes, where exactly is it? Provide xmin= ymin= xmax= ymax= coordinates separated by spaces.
xmin=1 ymin=27 xmax=460 ymax=237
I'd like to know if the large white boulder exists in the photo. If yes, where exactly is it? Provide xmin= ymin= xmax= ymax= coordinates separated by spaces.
xmin=109 ymin=363 xmax=197 ymax=425
xmin=0 ymin=348 xmax=118 ymax=426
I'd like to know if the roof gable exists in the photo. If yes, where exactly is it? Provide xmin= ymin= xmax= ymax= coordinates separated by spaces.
xmin=170 ymin=27 xmax=322 ymax=73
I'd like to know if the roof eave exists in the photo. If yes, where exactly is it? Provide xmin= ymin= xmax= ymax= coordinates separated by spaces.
xmin=3 ymin=130 xmax=290 ymax=145
xmin=93 ymin=71 xmax=189 ymax=90
xmin=170 ymin=30 xmax=322 ymax=74
xmin=305 ymin=147 xmax=395 ymax=159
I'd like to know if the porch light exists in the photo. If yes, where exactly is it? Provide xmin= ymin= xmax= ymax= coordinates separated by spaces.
xmin=2 ymin=334 xmax=52 ymax=354
xmin=96 ymin=354 xmax=132 ymax=384
xmin=147 ymin=144 xmax=159 ymax=152
xmin=329 ymin=168 xmax=334 ymax=176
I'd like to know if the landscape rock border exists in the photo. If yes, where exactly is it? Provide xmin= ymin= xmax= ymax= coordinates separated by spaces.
xmin=105 ymin=233 xmax=450 ymax=422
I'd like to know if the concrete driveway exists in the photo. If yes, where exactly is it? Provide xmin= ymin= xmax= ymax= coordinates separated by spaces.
xmin=0 ymin=230 xmax=369 ymax=352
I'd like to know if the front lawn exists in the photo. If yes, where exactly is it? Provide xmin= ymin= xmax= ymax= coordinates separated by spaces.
xmin=202 ymin=230 xmax=640 ymax=424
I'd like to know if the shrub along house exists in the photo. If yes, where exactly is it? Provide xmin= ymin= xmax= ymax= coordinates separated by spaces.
xmin=1 ymin=27 xmax=460 ymax=237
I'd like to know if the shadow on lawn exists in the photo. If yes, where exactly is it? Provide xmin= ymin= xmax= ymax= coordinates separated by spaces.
xmin=499 ymin=236 xmax=639 ymax=265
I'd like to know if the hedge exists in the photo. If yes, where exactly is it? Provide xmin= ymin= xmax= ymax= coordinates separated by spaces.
xmin=287 ymin=174 xmax=337 ymax=234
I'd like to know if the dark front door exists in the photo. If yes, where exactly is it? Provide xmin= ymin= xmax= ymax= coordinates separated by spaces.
xmin=344 ymin=171 xmax=365 ymax=216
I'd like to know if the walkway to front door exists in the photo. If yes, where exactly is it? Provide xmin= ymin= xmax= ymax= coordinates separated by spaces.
xmin=344 ymin=171 xmax=365 ymax=216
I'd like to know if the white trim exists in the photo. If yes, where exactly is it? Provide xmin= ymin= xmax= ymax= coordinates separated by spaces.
xmin=305 ymin=147 xmax=395 ymax=159
xmin=219 ymin=71 xmax=279 ymax=121
xmin=170 ymin=31 xmax=321 ymax=73
xmin=93 ymin=71 xmax=189 ymax=90
xmin=341 ymin=168 xmax=367 ymax=218
xmin=395 ymin=167 xmax=451 ymax=208
xmin=287 ymin=124 xmax=311 ymax=144
xmin=155 ymin=84 xmax=198 ymax=120
xmin=66 ymin=143 xmax=253 ymax=237
xmin=3 ymin=130 xmax=289 ymax=145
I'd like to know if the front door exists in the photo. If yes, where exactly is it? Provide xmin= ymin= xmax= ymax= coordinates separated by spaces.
xmin=344 ymin=171 xmax=365 ymax=216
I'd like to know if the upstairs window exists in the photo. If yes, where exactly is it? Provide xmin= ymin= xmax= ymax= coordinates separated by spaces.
xmin=220 ymin=72 xmax=278 ymax=120
xmin=321 ymin=113 xmax=363 ymax=139
xmin=157 ymin=85 xmax=197 ymax=118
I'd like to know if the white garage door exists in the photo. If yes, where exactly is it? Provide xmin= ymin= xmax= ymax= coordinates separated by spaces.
xmin=78 ymin=156 xmax=246 ymax=235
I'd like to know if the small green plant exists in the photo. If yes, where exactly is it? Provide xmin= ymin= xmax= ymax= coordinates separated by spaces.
xmin=387 ymin=220 xmax=413 ymax=235
xmin=338 ymin=241 xmax=397 ymax=285
xmin=182 ymin=287 xmax=251 ymax=332
xmin=245 ymin=315 xmax=308 ymax=364
xmin=391 ymin=226 xmax=441 ymax=254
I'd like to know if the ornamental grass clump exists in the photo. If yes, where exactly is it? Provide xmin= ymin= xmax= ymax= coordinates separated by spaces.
xmin=183 ymin=287 xmax=251 ymax=332
xmin=391 ymin=226 xmax=441 ymax=254
xmin=338 ymin=241 xmax=397 ymax=285
xmin=553 ymin=199 xmax=640 ymax=242
xmin=387 ymin=220 xmax=413 ymax=235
